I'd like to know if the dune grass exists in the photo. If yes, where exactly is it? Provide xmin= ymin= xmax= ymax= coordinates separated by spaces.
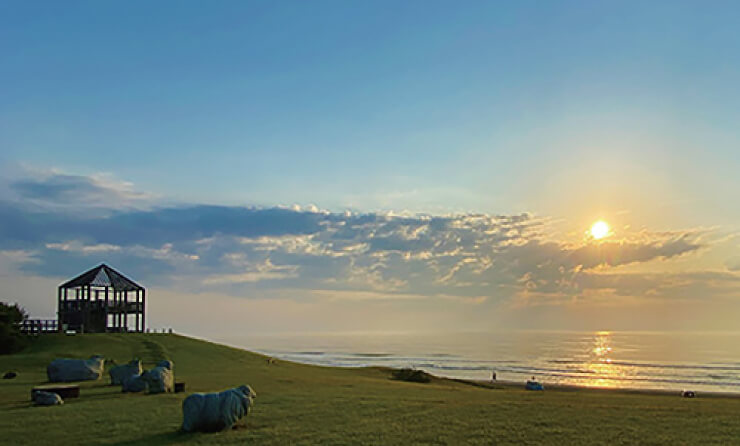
xmin=1 ymin=333 xmax=740 ymax=445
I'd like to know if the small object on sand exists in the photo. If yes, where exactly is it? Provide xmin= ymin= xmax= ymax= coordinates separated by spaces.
xmin=175 ymin=382 xmax=186 ymax=393
xmin=525 ymin=380 xmax=544 ymax=391
xmin=32 ymin=385 xmax=80 ymax=400
xmin=682 ymin=390 xmax=696 ymax=398
xmin=3 ymin=371 xmax=17 ymax=379
xmin=32 ymin=390 xmax=63 ymax=406
xmin=182 ymin=385 xmax=257 ymax=432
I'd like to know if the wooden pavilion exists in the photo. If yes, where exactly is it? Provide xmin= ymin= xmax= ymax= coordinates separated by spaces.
xmin=57 ymin=264 xmax=146 ymax=333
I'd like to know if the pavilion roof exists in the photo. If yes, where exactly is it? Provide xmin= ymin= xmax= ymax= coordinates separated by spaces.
xmin=59 ymin=264 xmax=144 ymax=291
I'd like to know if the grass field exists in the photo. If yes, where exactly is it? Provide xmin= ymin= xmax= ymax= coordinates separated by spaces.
xmin=1 ymin=333 xmax=740 ymax=445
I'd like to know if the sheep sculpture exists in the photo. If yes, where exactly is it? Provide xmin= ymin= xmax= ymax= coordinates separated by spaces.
xmin=47 ymin=355 xmax=105 ymax=382
xmin=121 ymin=359 xmax=174 ymax=394
xmin=142 ymin=361 xmax=174 ymax=394
xmin=32 ymin=390 xmax=63 ymax=406
xmin=182 ymin=385 xmax=256 ymax=433
xmin=109 ymin=359 xmax=143 ymax=386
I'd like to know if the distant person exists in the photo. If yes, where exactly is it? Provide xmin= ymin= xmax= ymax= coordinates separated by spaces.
xmin=491 ymin=371 xmax=497 ymax=382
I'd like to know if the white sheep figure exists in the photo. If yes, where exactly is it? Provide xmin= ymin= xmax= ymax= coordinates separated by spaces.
xmin=109 ymin=359 xmax=143 ymax=386
xmin=47 ymin=355 xmax=105 ymax=382
xmin=182 ymin=385 xmax=256 ymax=432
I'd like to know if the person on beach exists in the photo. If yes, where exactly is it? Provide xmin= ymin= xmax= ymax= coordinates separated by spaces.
xmin=491 ymin=371 xmax=497 ymax=382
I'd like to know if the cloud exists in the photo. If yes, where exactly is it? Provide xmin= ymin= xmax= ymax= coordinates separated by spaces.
xmin=726 ymin=256 xmax=740 ymax=272
xmin=46 ymin=241 xmax=122 ymax=254
xmin=0 ymin=170 xmax=733 ymax=305
xmin=569 ymin=270 xmax=740 ymax=303
xmin=202 ymin=259 xmax=298 ymax=285
xmin=7 ymin=169 xmax=154 ymax=211
xmin=0 ymin=249 xmax=39 ymax=277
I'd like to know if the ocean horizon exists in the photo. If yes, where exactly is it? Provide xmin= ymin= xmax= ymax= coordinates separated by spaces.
xmin=212 ymin=330 xmax=740 ymax=394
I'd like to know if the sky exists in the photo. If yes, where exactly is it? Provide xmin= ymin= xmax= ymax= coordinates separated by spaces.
xmin=1 ymin=1 xmax=739 ymax=336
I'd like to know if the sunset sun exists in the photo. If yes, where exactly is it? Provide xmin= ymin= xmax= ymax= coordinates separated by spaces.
xmin=590 ymin=220 xmax=610 ymax=239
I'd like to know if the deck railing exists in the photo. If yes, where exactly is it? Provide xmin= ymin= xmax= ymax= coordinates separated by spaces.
xmin=19 ymin=319 xmax=58 ymax=334
xmin=59 ymin=300 xmax=143 ymax=312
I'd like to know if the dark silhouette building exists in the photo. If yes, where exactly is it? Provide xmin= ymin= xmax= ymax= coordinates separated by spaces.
xmin=57 ymin=264 xmax=146 ymax=333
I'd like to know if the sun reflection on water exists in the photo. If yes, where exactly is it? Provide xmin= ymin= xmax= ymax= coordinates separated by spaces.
xmin=584 ymin=331 xmax=627 ymax=388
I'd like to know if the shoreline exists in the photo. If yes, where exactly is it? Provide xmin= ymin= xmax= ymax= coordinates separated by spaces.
xmin=222 ymin=329 xmax=740 ymax=398
xmin=458 ymin=378 xmax=740 ymax=399
xmin=238 ymin=345 xmax=740 ymax=398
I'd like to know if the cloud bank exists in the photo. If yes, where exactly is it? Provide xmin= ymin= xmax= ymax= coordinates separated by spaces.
xmin=1 ymin=170 xmax=730 ymax=308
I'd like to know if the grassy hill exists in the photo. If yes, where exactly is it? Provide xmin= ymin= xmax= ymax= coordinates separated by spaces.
xmin=1 ymin=333 xmax=740 ymax=445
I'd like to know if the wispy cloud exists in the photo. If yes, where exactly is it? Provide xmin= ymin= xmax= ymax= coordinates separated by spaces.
xmin=5 ymin=167 xmax=155 ymax=212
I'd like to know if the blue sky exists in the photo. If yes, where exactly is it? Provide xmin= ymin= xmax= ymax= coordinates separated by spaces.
xmin=3 ymin=1 xmax=739 ymax=215
xmin=1 ymin=1 xmax=739 ymax=335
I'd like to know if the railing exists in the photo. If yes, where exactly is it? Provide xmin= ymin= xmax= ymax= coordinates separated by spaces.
xmin=19 ymin=319 xmax=58 ymax=334
xmin=59 ymin=300 xmax=143 ymax=313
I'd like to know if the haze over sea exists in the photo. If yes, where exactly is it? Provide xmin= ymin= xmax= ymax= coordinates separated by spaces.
xmin=214 ymin=331 xmax=740 ymax=394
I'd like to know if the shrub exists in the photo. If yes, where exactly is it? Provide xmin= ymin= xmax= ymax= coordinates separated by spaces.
xmin=0 ymin=302 xmax=30 ymax=354
xmin=391 ymin=368 xmax=432 ymax=383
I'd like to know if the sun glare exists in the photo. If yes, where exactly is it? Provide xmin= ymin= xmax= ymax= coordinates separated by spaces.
xmin=590 ymin=220 xmax=610 ymax=239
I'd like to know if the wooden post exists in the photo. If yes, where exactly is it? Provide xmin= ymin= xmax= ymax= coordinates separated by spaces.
xmin=80 ymin=286 xmax=85 ymax=333
xmin=104 ymin=286 xmax=109 ymax=332
xmin=135 ymin=290 xmax=140 ymax=333
xmin=142 ymin=289 xmax=146 ymax=333
xmin=85 ymin=285 xmax=90 ymax=332
xmin=116 ymin=291 xmax=121 ymax=330
xmin=57 ymin=287 xmax=62 ymax=332
xmin=123 ymin=290 xmax=128 ymax=332
xmin=87 ymin=285 xmax=92 ymax=333
xmin=63 ymin=288 xmax=68 ymax=331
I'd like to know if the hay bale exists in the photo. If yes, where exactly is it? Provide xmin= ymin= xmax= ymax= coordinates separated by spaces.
xmin=182 ymin=385 xmax=256 ymax=432
xmin=47 ymin=355 xmax=105 ymax=382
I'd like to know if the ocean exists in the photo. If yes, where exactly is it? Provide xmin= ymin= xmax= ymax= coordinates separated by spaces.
xmin=213 ymin=330 xmax=740 ymax=393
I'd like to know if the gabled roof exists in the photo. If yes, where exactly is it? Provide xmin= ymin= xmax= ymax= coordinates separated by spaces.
xmin=59 ymin=264 xmax=144 ymax=291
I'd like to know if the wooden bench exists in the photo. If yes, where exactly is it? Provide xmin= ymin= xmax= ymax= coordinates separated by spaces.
xmin=31 ymin=384 xmax=80 ymax=400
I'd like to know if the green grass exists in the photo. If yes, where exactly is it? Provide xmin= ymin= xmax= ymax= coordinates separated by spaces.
xmin=1 ymin=334 xmax=740 ymax=445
